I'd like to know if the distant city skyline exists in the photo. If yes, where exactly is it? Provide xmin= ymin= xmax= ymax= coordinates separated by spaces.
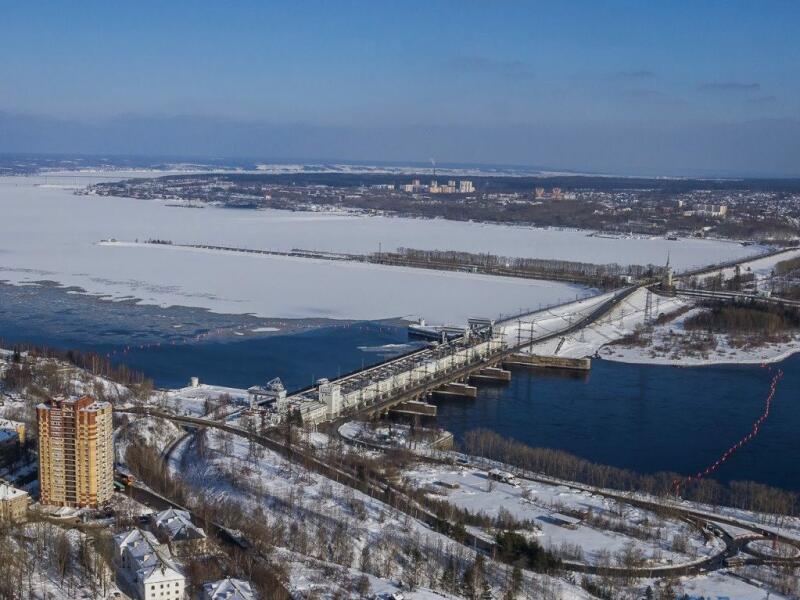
xmin=1 ymin=1 xmax=799 ymax=176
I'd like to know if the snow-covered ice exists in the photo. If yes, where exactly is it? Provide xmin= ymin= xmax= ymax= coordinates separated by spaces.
xmin=0 ymin=173 xmax=764 ymax=324
xmin=0 ymin=174 xmax=595 ymax=324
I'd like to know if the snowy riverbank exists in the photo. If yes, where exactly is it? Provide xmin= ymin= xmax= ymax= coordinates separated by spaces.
xmin=502 ymin=286 xmax=800 ymax=368
xmin=600 ymin=305 xmax=800 ymax=366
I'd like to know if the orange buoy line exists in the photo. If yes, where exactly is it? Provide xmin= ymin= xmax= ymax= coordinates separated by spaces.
xmin=673 ymin=364 xmax=784 ymax=496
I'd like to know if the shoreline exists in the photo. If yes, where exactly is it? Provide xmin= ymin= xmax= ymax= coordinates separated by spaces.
xmin=599 ymin=344 xmax=800 ymax=367
xmin=595 ymin=301 xmax=800 ymax=368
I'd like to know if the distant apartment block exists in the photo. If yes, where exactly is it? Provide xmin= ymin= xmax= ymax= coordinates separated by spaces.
xmin=401 ymin=178 xmax=423 ymax=193
xmin=0 ymin=482 xmax=29 ymax=522
xmin=458 ymin=180 xmax=475 ymax=193
xmin=37 ymin=395 xmax=114 ymax=508
xmin=115 ymin=528 xmax=186 ymax=600
xmin=403 ymin=178 xmax=475 ymax=194
xmin=695 ymin=203 xmax=729 ymax=218
xmin=534 ymin=187 xmax=575 ymax=201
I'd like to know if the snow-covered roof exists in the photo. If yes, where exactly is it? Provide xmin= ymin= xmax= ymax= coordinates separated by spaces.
xmin=138 ymin=560 xmax=183 ymax=584
xmin=0 ymin=419 xmax=24 ymax=430
xmin=202 ymin=578 xmax=255 ymax=600
xmin=37 ymin=395 xmax=111 ymax=412
xmin=114 ymin=528 xmax=183 ymax=583
xmin=0 ymin=483 xmax=28 ymax=501
xmin=114 ymin=528 xmax=162 ymax=559
xmin=154 ymin=507 xmax=206 ymax=542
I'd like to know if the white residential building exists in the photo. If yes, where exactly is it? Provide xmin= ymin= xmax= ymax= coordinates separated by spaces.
xmin=202 ymin=578 xmax=256 ymax=600
xmin=0 ymin=482 xmax=29 ymax=522
xmin=152 ymin=507 xmax=208 ymax=556
xmin=458 ymin=180 xmax=475 ymax=193
xmin=114 ymin=528 xmax=186 ymax=600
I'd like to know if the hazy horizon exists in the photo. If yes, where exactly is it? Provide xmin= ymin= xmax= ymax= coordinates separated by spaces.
xmin=2 ymin=1 xmax=799 ymax=177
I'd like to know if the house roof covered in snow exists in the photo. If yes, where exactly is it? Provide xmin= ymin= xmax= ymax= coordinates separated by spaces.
xmin=202 ymin=578 xmax=255 ymax=600
xmin=114 ymin=528 xmax=182 ymax=581
xmin=0 ymin=483 xmax=28 ymax=501
xmin=154 ymin=507 xmax=207 ymax=542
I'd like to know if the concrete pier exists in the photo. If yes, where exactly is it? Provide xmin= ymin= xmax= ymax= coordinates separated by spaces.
xmin=470 ymin=367 xmax=512 ymax=382
xmin=433 ymin=382 xmax=478 ymax=398
xmin=389 ymin=400 xmax=438 ymax=417
xmin=504 ymin=353 xmax=591 ymax=371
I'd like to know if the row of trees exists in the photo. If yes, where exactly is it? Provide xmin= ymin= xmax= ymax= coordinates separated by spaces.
xmin=462 ymin=429 xmax=797 ymax=520
xmin=684 ymin=303 xmax=800 ymax=336
xmin=0 ymin=521 xmax=114 ymax=600
xmin=0 ymin=341 xmax=154 ymax=390
xmin=373 ymin=247 xmax=662 ymax=289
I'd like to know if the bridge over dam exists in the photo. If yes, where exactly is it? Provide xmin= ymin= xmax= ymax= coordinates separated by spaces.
xmin=240 ymin=245 xmax=795 ymax=427
xmin=254 ymin=286 xmax=639 ymax=426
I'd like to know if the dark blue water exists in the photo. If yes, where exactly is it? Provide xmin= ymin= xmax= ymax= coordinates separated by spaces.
xmin=1 ymin=289 xmax=798 ymax=492
xmin=435 ymin=358 xmax=800 ymax=492
xmin=0 ymin=317 xmax=413 ymax=392
xmin=101 ymin=322 xmax=415 ymax=390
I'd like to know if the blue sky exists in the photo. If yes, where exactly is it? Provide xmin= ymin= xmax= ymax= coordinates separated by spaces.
xmin=1 ymin=1 xmax=799 ymax=175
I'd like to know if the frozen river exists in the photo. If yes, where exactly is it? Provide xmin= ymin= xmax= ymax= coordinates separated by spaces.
xmin=0 ymin=173 xmax=762 ymax=324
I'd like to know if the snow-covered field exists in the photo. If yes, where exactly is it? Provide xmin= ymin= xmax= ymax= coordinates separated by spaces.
xmin=680 ymin=570 xmax=793 ymax=600
xmin=601 ymin=305 xmax=800 ymax=365
xmin=0 ymin=173 xmax=763 ymax=324
xmin=170 ymin=426 xmax=591 ymax=599
xmin=155 ymin=382 xmax=249 ymax=417
xmin=499 ymin=287 xmax=800 ymax=366
xmin=500 ymin=287 xmax=686 ymax=358
xmin=403 ymin=463 xmax=720 ymax=567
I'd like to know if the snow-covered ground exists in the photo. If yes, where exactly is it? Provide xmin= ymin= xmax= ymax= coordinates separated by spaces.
xmin=601 ymin=306 xmax=800 ymax=365
xmin=155 ymin=382 xmax=249 ymax=417
xmin=680 ymin=570 xmax=793 ymax=600
xmin=339 ymin=421 xmax=451 ymax=451
xmin=500 ymin=287 xmax=686 ymax=358
xmin=499 ymin=287 xmax=800 ymax=366
xmin=0 ymin=173 xmax=762 ymax=324
xmin=169 ymin=426 xmax=592 ymax=599
xmin=115 ymin=415 xmax=185 ymax=465
xmin=403 ymin=463 xmax=720 ymax=567
xmin=1 ymin=522 xmax=127 ymax=600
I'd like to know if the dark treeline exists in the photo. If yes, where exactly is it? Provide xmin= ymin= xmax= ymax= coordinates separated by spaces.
xmin=776 ymin=256 xmax=800 ymax=276
xmin=0 ymin=340 xmax=152 ymax=389
xmin=684 ymin=303 xmax=800 ymax=335
xmin=462 ymin=429 xmax=797 ymax=520
xmin=375 ymin=247 xmax=662 ymax=289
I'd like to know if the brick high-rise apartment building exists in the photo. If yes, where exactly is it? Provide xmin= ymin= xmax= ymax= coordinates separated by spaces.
xmin=37 ymin=395 xmax=114 ymax=508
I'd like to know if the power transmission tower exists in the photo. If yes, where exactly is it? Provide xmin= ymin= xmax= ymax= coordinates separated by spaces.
xmin=644 ymin=289 xmax=654 ymax=326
